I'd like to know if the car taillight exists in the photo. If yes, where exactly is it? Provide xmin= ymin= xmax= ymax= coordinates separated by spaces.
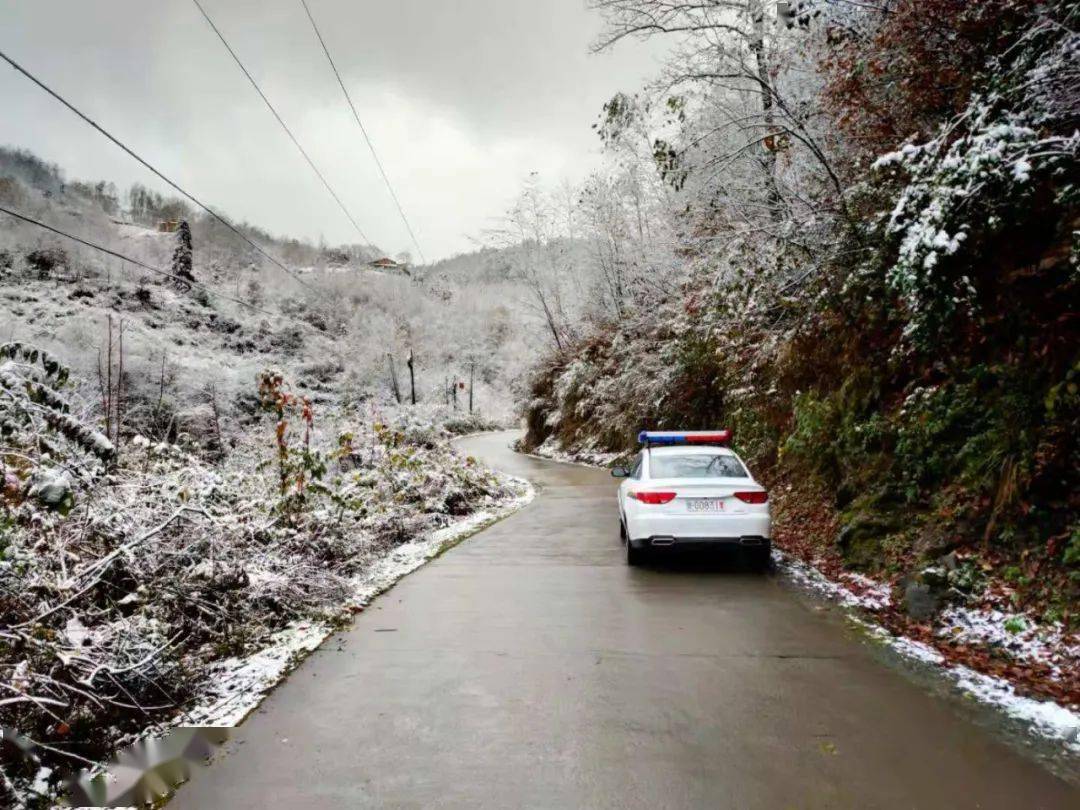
xmin=733 ymin=491 xmax=768 ymax=504
xmin=629 ymin=491 xmax=677 ymax=505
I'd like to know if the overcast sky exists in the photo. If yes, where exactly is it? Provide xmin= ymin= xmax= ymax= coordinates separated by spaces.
xmin=0 ymin=0 xmax=664 ymax=261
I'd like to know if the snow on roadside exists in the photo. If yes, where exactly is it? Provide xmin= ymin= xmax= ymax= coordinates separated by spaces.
xmin=776 ymin=551 xmax=1080 ymax=753
xmin=854 ymin=618 xmax=1080 ymax=752
xmin=936 ymin=605 xmax=1080 ymax=681
xmin=351 ymin=481 xmax=533 ymax=607
xmin=179 ymin=622 xmax=330 ymax=728
xmin=180 ymin=476 xmax=534 ymax=728
xmin=949 ymin=666 xmax=1080 ymax=752
xmin=522 ymin=436 xmax=622 ymax=468
xmin=776 ymin=550 xmax=892 ymax=611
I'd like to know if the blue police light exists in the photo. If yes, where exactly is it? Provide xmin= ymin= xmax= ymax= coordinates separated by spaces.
xmin=638 ymin=430 xmax=732 ymax=446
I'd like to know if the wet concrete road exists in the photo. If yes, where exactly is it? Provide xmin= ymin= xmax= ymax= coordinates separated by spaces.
xmin=170 ymin=431 xmax=1078 ymax=809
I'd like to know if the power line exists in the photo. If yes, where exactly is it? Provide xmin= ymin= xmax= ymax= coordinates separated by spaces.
xmin=298 ymin=0 xmax=427 ymax=265
xmin=0 ymin=46 xmax=319 ymax=294
xmin=191 ymin=0 xmax=373 ymax=247
xmin=0 ymin=203 xmax=278 ymax=317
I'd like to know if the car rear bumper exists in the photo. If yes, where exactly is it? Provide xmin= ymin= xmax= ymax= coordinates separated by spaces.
xmin=628 ymin=535 xmax=771 ymax=551
xmin=626 ymin=513 xmax=771 ymax=543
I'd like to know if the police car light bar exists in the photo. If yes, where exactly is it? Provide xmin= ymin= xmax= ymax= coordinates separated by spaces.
xmin=638 ymin=430 xmax=732 ymax=446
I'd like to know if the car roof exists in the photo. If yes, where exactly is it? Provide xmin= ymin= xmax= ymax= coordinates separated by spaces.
xmin=646 ymin=445 xmax=736 ymax=457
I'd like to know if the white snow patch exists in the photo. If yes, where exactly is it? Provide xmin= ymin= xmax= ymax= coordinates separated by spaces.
xmin=30 ymin=766 xmax=52 ymax=798
xmin=937 ymin=605 xmax=1080 ymax=681
xmin=858 ymin=619 xmax=947 ymax=665
xmin=1012 ymin=157 xmax=1033 ymax=182
xmin=180 ymin=622 xmax=330 ymax=727
xmin=774 ymin=549 xmax=891 ymax=611
xmin=526 ymin=437 xmax=621 ymax=468
xmin=950 ymin=666 xmax=1080 ymax=752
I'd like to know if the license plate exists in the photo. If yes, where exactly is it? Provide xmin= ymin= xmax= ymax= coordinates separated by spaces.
xmin=686 ymin=498 xmax=724 ymax=513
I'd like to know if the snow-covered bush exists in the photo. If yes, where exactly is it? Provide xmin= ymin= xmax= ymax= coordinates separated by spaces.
xmin=1 ymin=342 xmax=113 ymax=517
xmin=874 ymin=12 xmax=1079 ymax=345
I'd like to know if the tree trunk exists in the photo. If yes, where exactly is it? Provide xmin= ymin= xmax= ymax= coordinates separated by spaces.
xmin=749 ymin=0 xmax=784 ymax=222
xmin=535 ymin=286 xmax=564 ymax=351
xmin=387 ymin=353 xmax=401 ymax=404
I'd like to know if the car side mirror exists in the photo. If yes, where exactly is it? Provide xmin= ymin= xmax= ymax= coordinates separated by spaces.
xmin=611 ymin=466 xmax=630 ymax=478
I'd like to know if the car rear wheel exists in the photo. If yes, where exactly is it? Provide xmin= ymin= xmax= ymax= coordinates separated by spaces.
xmin=746 ymin=545 xmax=771 ymax=572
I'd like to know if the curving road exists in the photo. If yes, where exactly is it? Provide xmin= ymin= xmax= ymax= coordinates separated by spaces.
xmin=169 ymin=431 xmax=1078 ymax=808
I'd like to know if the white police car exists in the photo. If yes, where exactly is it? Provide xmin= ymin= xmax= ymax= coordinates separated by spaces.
xmin=612 ymin=431 xmax=771 ymax=567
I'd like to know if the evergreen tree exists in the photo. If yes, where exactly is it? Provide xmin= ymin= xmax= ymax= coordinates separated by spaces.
xmin=171 ymin=220 xmax=194 ymax=287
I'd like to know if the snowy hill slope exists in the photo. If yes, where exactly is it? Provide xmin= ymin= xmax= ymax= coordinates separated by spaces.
xmin=0 ymin=146 xmax=545 ymax=437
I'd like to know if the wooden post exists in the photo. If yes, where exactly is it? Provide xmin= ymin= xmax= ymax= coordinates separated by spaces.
xmin=207 ymin=381 xmax=223 ymax=457
xmin=452 ymin=379 xmax=458 ymax=410
xmin=105 ymin=315 xmax=113 ymax=442
xmin=407 ymin=349 xmax=416 ymax=405
xmin=468 ymin=361 xmax=475 ymax=415
xmin=386 ymin=353 xmax=401 ymax=404
xmin=116 ymin=318 xmax=124 ymax=452
xmin=156 ymin=352 xmax=169 ymax=440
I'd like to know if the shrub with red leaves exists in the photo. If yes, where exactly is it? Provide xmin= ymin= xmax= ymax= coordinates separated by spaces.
xmin=820 ymin=0 xmax=1039 ymax=167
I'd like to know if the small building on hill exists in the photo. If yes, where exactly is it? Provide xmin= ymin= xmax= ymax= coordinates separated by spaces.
xmin=369 ymin=257 xmax=409 ymax=275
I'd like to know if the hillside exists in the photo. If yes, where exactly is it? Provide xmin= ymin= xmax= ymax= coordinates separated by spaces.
xmin=0 ymin=146 xmax=545 ymax=433
xmin=517 ymin=1 xmax=1079 ymax=707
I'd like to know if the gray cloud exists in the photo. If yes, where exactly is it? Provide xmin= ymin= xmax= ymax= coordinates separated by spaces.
xmin=0 ymin=0 xmax=663 ymax=259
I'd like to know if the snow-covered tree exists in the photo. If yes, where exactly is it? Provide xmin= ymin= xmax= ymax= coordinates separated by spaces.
xmin=171 ymin=220 xmax=194 ymax=287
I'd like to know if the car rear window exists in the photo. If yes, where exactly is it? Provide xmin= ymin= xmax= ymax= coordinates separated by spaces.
xmin=649 ymin=454 xmax=748 ymax=479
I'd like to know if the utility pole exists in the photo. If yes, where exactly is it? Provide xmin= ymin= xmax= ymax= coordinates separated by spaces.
xmin=407 ymin=349 xmax=416 ymax=405
xmin=104 ymin=315 xmax=112 ymax=442
xmin=116 ymin=318 xmax=124 ymax=452
xmin=468 ymin=361 xmax=475 ymax=415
